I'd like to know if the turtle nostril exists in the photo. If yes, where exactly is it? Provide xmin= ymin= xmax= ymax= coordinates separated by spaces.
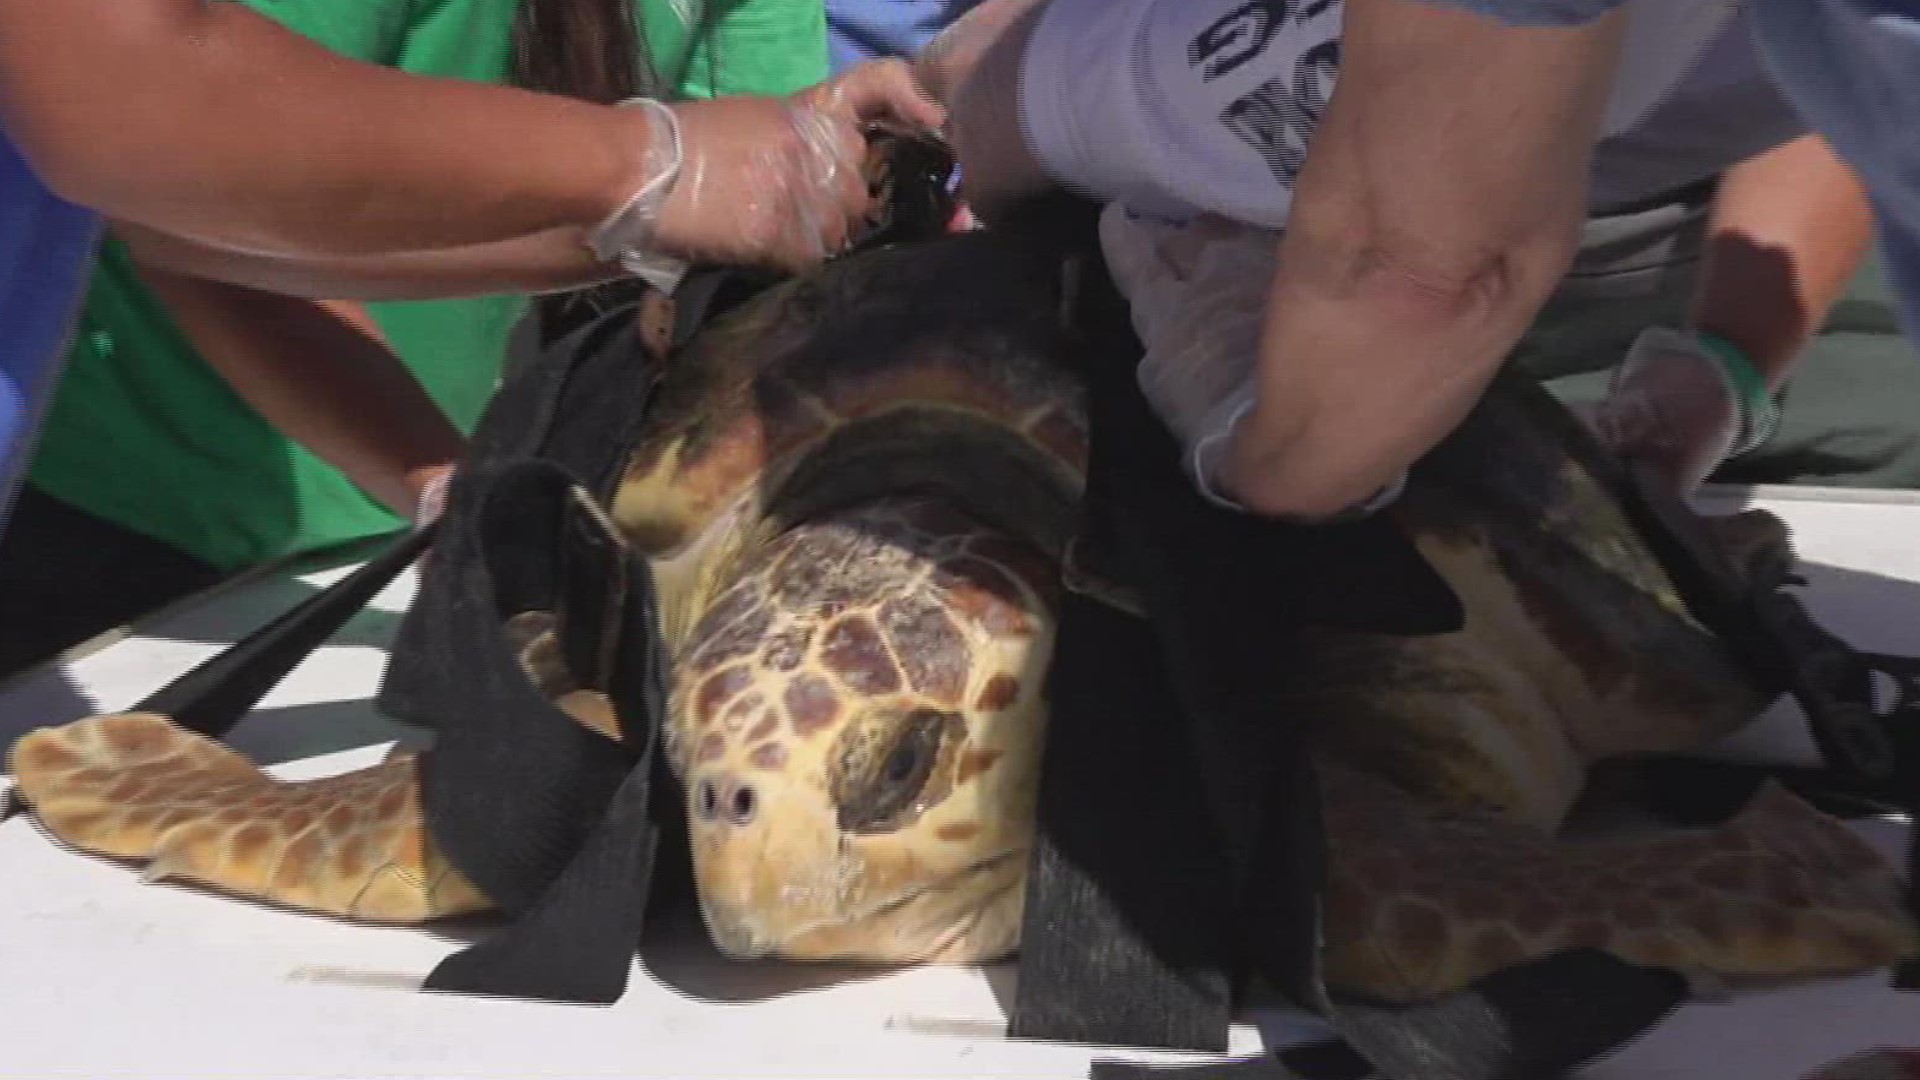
xmin=695 ymin=779 xmax=720 ymax=822
xmin=727 ymin=784 xmax=758 ymax=826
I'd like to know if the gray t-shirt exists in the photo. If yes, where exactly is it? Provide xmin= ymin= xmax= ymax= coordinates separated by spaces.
xmin=1018 ymin=0 xmax=1790 ymax=226
xmin=1419 ymin=0 xmax=1629 ymax=26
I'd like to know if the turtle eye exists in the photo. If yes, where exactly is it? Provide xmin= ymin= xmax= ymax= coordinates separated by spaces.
xmin=831 ymin=707 xmax=960 ymax=835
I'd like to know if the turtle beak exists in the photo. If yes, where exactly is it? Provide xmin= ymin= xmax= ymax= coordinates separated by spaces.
xmin=685 ymin=767 xmax=846 ymax=957
xmin=699 ymin=898 xmax=778 ymax=959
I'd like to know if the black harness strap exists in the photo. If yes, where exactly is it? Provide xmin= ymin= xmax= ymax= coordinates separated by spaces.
xmin=374 ymin=282 xmax=673 ymax=997
xmin=1011 ymin=551 xmax=1239 ymax=1053
xmin=382 ymin=132 xmax=964 ymax=1004
xmin=137 ymin=523 xmax=437 ymax=741
xmin=408 ymin=458 xmax=667 ymax=1002
xmin=1034 ymin=230 xmax=1693 ymax=1080
xmin=0 ymin=525 xmax=433 ymax=825
xmin=1542 ymin=394 xmax=1920 ymax=993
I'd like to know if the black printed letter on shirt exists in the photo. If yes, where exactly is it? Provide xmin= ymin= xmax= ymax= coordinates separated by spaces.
xmin=1189 ymin=0 xmax=1292 ymax=81
xmin=1219 ymin=38 xmax=1339 ymax=187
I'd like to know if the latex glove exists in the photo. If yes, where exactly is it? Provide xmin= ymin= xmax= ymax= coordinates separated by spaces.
xmin=1099 ymin=206 xmax=1268 ymax=453
xmin=410 ymin=464 xmax=456 ymax=578
xmin=1577 ymin=325 xmax=1776 ymax=497
xmin=590 ymin=59 xmax=946 ymax=282
xmin=412 ymin=465 xmax=454 ymax=532
xmin=1099 ymin=205 xmax=1405 ymax=519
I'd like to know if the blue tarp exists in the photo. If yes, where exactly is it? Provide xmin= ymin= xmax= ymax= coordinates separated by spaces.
xmin=0 ymin=128 xmax=101 ymax=544
xmin=826 ymin=0 xmax=987 ymax=71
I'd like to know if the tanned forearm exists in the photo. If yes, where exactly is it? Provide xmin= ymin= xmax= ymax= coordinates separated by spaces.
xmin=134 ymin=264 xmax=466 ymax=517
xmin=934 ymin=0 xmax=1055 ymax=220
xmin=119 ymin=223 xmax=626 ymax=302
xmin=1220 ymin=0 xmax=1626 ymax=520
xmin=1689 ymin=134 xmax=1874 ymax=387
xmin=0 ymin=0 xmax=650 ymax=259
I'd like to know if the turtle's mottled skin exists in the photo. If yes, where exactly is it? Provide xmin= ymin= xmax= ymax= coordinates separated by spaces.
xmin=9 ymin=225 xmax=1917 ymax=1004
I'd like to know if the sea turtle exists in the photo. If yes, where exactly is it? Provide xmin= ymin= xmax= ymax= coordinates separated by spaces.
xmin=7 ymin=223 xmax=1917 ymax=1006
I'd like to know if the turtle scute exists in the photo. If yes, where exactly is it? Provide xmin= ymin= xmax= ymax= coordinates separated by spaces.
xmin=1319 ymin=765 xmax=1919 ymax=1003
xmin=663 ymin=497 xmax=1055 ymax=965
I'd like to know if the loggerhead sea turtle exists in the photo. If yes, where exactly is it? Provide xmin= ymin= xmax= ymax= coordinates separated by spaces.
xmin=7 ymin=222 xmax=1918 ymax=1006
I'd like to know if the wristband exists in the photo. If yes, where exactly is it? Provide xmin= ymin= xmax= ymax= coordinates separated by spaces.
xmin=585 ymin=98 xmax=690 ymax=293
xmin=1694 ymin=330 xmax=1782 ymax=457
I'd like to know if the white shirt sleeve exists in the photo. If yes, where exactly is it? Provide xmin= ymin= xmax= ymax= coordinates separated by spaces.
xmin=1016 ymin=0 xmax=1345 ymax=229
xmin=1014 ymin=0 xmax=1738 ymax=229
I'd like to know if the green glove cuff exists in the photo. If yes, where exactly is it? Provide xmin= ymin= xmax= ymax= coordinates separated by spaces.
xmin=1695 ymin=330 xmax=1782 ymax=458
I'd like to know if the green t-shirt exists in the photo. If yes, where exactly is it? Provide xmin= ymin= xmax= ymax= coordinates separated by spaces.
xmin=28 ymin=0 xmax=826 ymax=573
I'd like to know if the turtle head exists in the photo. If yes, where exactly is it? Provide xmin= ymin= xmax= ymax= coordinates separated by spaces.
xmin=686 ymin=698 xmax=1037 ymax=964
xmin=665 ymin=500 xmax=1056 ymax=965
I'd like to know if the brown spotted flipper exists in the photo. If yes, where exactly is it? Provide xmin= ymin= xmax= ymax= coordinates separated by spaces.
xmin=7 ymin=713 xmax=490 ymax=922
xmin=1320 ymin=763 xmax=1920 ymax=1003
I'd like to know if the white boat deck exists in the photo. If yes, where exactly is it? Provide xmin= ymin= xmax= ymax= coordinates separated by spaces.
xmin=2 ymin=484 xmax=1917 ymax=1079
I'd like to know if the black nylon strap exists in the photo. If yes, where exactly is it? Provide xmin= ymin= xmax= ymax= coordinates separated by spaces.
xmin=1010 ymin=579 xmax=1237 ymax=1053
xmin=1044 ymin=223 xmax=1691 ymax=1080
xmin=413 ymin=460 xmax=666 ymax=1001
xmin=0 ymin=526 xmax=431 ymax=825
xmin=135 ymin=524 xmax=435 ymax=742
xmin=1092 ymin=947 xmax=1686 ymax=1080
xmin=1529 ymin=389 xmax=1920 ymax=993
xmin=385 ymin=132 xmax=963 ymax=1006
xmin=423 ymin=748 xmax=657 ymax=1004
xmin=395 ymin=461 xmax=657 ymax=918
xmin=375 ymin=282 xmax=677 ymax=998
xmin=1318 ymin=950 xmax=1686 ymax=1080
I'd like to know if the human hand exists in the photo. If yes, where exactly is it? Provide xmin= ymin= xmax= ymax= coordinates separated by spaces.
xmin=1575 ymin=326 xmax=1773 ymax=498
xmin=411 ymin=465 xmax=454 ymax=531
xmin=410 ymin=464 xmax=455 ymax=577
xmin=608 ymin=60 xmax=945 ymax=277
xmin=915 ymin=0 xmax=1051 ymax=107
xmin=917 ymin=0 xmax=1053 ymax=222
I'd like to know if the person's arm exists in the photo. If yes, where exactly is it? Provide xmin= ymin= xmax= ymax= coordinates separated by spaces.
xmin=117 ymin=223 xmax=627 ymax=302
xmin=918 ymin=0 xmax=1055 ymax=219
xmin=0 ymin=0 xmax=653 ymax=258
xmin=1579 ymin=133 xmax=1875 ymax=494
xmin=1691 ymin=133 xmax=1874 ymax=383
xmin=1216 ymin=0 xmax=1627 ymax=520
xmin=133 ymin=263 xmax=465 ymax=520
xmin=0 ymin=3 xmax=941 ymax=270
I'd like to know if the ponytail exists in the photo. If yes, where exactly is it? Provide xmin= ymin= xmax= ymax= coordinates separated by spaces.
xmin=509 ymin=0 xmax=674 ymax=343
xmin=510 ymin=0 xmax=666 ymax=105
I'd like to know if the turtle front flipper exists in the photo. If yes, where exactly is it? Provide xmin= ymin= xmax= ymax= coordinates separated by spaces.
xmin=7 ymin=713 xmax=489 ymax=922
xmin=1320 ymin=763 xmax=1920 ymax=1004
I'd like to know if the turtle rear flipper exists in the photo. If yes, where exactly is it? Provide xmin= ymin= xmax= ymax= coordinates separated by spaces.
xmin=7 ymin=713 xmax=489 ymax=922
xmin=1320 ymin=765 xmax=1920 ymax=1004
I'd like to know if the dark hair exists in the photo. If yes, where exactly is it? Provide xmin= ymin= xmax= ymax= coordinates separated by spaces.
xmin=508 ymin=0 xmax=673 ymax=341
xmin=510 ymin=0 xmax=666 ymax=103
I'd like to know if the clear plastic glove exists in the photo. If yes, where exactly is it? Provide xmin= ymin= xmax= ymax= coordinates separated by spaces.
xmin=412 ymin=466 xmax=454 ymax=532
xmin=409 ymin=464 xmax=455 ymax=577
xmin=1575 ymin=325 xmax=1750 ymax=497
xmin=1099 ymin=205 xmax=1406 ymax=518
xmin=1105 ymin=204 xmax=1405 ymax=518
xmin=1100 ymin=206 xmax=1269 ymax=455
xmin=590 ymin=59 xmax=946 ymax=280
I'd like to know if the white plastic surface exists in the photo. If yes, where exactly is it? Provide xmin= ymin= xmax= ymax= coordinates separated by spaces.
xmin=3 ymin=487 xmax=1918 ymax=1079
